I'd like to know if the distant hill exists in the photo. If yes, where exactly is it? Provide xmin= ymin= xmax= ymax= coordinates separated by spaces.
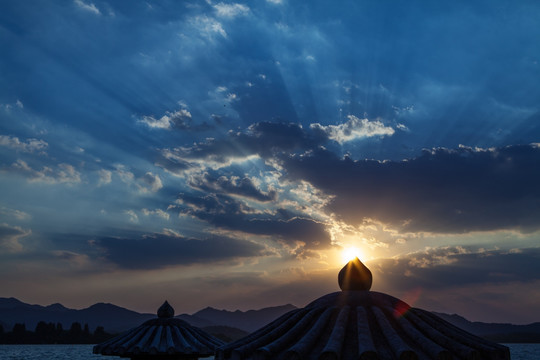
xmin=0 ymin=297 xmax=153 ymax=332
xmin=201 ymin=325 xmax=250 ymax=342
xmin=0 ymin=298 xmax=295 ymax=335
xmin=2 ymin=297 xmax=540 ymax=343
xmin=434 ymin=312 xmax=540 ymax=343
xmin=179 ymin=304 xmax=297 ymax=332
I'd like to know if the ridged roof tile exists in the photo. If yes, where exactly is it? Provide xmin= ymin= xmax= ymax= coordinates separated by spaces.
xmin=216 ymin=259 xmax=510 ymax=360
xmin=94 ymin=301 xmax=224 ymax=359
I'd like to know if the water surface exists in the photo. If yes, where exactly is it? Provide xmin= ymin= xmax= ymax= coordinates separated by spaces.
xmin=0 ymin=344 xmax=538 ymax=359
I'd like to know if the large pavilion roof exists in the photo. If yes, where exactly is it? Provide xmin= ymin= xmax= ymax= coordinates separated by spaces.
xmin=216 ymin=258 xmax=510 ymax=360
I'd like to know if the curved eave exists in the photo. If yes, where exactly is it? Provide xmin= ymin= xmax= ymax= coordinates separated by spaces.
xmin=94 ymin=320 xmax=224 ymax=358
xmin=216 ymin=291 xmax=510 ymax=360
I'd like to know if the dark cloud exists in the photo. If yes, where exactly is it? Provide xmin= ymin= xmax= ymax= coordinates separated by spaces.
xmin=179 ymin=192 xmax=249 ymax=217
xmin=0 ymin=223 xmax=29 ymax=252
xmin=361 ymin=247 xmax=540 ymax=324
xmin=0 ymin=223 xmax=27 ymax=238
xmin=95 ymin=232 xmax=266 ymax=269
xmin=371 ymin=247 xmax=540 ymax=292
xmin=158 ymin=122 xmax=325 ymax=167
xmin=153 ymin=153 xmax=192 ymax=176
xmin=282 ymin=144 xmax=540 ymax=233
xmin=178 ymin=193 xmax=331 ymax=252
xmin=188 ymin=172 xmax=276 ymax=202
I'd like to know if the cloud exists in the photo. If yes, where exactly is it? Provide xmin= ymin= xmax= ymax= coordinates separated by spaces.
xmin=125 ymin=210 xmax=139 ymax=223
xmin=142 ymin=208 xmax=170 ymax=220
xmin=0 ymin=223 xmax=31 ymax=253
xmin=137 ymin=172 xmax=163 ymax=193
xmin=156 ymin=122 xmax=324 ymax=174
xmin=0 ymin=135 xmax=48 ymax=153
xmin=190 ymin=15 xmax=227 ymax=39
xmin=206 ymin=86 xmax=239 ymax=115
xmin=11 ymin=160 xmax=81 ymax=184
xmin=74 ymin=0 xmax=100 ymax=15
xmin=0 ymin=207 xmax=31 ymax=221
xmin=57 ymin=164 xmax=82 ymax=184
xmin=51 ymin=250 xmax=92 ymax=269
xmin=187 ymin=172 xmax=277 ymax=202
xmin=360 ymin=247 xmax=540 ymax=323
xmin=404 ymin=246 xmax=470 ymax=268
xmin=112 ymin=166 xmax=162 ymax=193
xmin=310 ymin=115 xmax=395 ymax=144
xmin=213 ymin=3 xmax=250 ymax=18
xmin=124 ymin=208 xmax=170 ymax=224
xmin=372 ymin=246 xmax=540 ymax=291
xmin=281 ymin=144 xmax=540 ymax=233
xmin=154 ymin=150 xmax=192 ymax=176
xmin=154 ymin=118 xmax=396 ymax=177
xmin=178 ymin=193 xmax=332 ymax=253
xmin=114 ymin=164 xmax=135 ymax=184
xmin=138 ymin=109 xmax=194 ymax=130
xmin=97 ymin=169 xmax=112 ymax=185
xmin=95 ymin=232 xmax=266 ymax=269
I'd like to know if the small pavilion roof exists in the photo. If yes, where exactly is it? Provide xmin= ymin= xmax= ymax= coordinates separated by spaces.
xmin=94 ymin=301 xmax=224 ymax=359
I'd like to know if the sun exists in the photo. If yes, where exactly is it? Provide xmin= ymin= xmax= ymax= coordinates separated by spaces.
xmin=341 ymin=246 xmax=364 ymax=263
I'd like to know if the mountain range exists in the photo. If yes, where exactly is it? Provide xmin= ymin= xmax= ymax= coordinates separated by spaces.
xmin=177 ymin=304 xmax=297 ymax=332
xmin=433 ymin=312 xmax=540 ymax=343
xmin=0 ymin=297 xmax=154 ymax=333
xmin=0 ymin=297 xmax=294 ymax=335
xmin=1 ymin=297 xmax=539 ymax=342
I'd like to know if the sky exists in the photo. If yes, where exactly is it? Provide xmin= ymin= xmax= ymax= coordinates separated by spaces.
xmin=1 ymin=0 xmax=540 ymax=325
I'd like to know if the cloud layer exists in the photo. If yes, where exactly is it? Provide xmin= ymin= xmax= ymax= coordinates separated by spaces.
xmin=282 ymin=144 xmax=540 ymax=233
xmin=95 ymin=232 xmax=266 ymax=269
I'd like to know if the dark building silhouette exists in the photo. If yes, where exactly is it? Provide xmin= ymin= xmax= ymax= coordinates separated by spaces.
xmin=217 ymin=258 xmax=510 ymax=360
xmin=93 ymin=301 xmax=224 ymax=359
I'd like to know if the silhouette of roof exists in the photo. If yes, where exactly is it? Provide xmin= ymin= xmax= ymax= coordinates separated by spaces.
xmin=216 ymin=258 xmax=510 ymax=360
xmin=93 ymin=301 xmax=224 ymax=359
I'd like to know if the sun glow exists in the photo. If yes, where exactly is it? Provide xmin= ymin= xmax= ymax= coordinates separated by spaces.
xmin=341 ymin=246 xmax=364 ymax=263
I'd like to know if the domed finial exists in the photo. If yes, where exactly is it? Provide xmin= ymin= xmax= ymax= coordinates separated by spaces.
xmin=157 ymin=300 xmax=174 ymax=318
xmin=338 ymin=257 xmax=372 ymax=291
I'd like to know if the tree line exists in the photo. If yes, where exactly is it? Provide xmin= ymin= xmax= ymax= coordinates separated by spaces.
xmin=0 ymin=321 xmax=117 ymax=344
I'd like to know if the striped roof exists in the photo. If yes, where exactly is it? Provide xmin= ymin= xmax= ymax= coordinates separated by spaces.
xmin=216 ymin=259 xmax=510 ymax=360
xmin=93 ymin=301 xmax=224 ymax=359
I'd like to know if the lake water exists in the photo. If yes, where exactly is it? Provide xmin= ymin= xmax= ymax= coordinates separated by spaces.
xmin=0 ymin=344 xmax=538 ymax=359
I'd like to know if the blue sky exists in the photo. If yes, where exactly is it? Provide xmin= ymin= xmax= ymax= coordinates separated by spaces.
xmin=1 ymin=0 xmax=540 ymax=324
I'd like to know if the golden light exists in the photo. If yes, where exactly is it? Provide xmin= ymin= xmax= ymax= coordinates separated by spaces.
xmin=341 ymin=246 xmax=364 ymax=263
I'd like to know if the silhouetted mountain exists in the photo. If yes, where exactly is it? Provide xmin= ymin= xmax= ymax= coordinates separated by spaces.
xmin=434 ymin=312 xmax=540 ymax=343
xmin=201 ymin=325 xmax=250 ymax=342
xmin=0 ymin=297 xmax=153 ymax=332
xmin=0 ymin=298 xmax=295 ymax=335
xmin=3 ymin=297 xmax=539 ymax=342
xmin=180 ymin=304 xmax=297 ymax=332
xmin=0 ymin=297 xmax=41 ymax=310
xmin=175 ymin=313 xmax=216 ymax=328
xmin=45 ymin=303 xmax=69 ymax=312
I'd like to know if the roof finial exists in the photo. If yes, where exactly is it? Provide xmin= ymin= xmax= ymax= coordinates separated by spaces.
xmin=157 ymin=300 xmax=174 ymax=318
xmin=338 ymin=257 xmax=372 ymax=291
